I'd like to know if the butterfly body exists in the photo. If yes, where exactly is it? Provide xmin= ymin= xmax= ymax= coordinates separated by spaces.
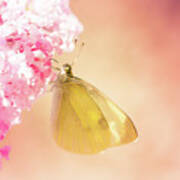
xmin=51 ymin=64 xmax=138 ymax=154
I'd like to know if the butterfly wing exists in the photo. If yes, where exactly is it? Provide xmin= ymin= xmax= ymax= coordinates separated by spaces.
xmin=52 ymin=78 xmax=111 ymax=154
xmin=81 ymin=80 xmax=138 ymax=146
xmin=51 ymin=77 xmax=137 ymax=154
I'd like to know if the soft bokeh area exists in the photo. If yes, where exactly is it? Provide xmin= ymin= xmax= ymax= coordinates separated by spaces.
xmin=1 ymin=0 xmax=180 ymax=179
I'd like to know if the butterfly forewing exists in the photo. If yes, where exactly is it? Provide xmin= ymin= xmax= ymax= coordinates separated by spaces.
xmin=82 ymin=81 xmax=138 ymax=146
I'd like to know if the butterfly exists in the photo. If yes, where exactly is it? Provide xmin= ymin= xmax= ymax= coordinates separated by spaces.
xmin=51 ymin=63 xmax=138 ymax=154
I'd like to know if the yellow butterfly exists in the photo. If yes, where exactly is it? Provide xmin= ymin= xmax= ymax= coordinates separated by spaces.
xmin=51 ymin=64 xmax=138 ymax=154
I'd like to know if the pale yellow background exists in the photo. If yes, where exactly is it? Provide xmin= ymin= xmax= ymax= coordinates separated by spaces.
xmin=1 ymin=0 xmax=180 ymax=179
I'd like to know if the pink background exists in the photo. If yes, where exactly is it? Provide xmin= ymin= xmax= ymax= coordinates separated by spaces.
xmin=1 ymin=0 xmax=180 ymax=179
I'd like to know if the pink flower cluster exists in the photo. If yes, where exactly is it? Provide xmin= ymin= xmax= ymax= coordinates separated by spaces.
xmin=0 ymin=0 xmax=83 ymax=167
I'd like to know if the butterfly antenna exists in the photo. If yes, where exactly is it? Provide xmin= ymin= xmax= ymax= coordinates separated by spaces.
xmin=72 ymin=39 xmax=85 ymax=66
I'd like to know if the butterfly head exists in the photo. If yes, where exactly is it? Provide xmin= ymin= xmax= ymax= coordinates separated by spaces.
xmin=56 ymin=63 xmax=74 ymax=84
xmin=62 ymin=64 xmax=73 ymax=77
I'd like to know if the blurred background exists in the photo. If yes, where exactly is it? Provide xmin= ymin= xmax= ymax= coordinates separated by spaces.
xmin=1 ymin=0 xmax=180 ymax=179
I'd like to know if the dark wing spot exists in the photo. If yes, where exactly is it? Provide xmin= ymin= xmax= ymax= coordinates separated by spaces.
xmin=98 ymin=118 xmax=109 ymax=129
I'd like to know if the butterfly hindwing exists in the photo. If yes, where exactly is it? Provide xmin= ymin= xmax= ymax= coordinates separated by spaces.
xmin=53 ymin=78 xmax=111 ymax=154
